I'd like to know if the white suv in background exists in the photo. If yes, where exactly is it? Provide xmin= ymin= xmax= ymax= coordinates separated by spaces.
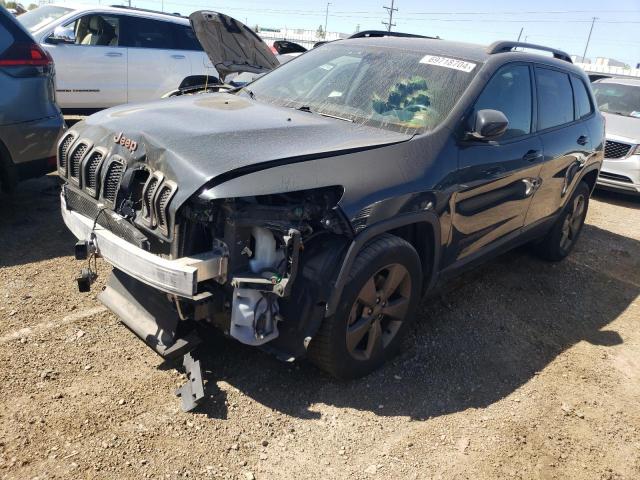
xmin=18 ymin=4 xmax=217 ymax=113
xmin=592 ymin=77 xmax=640 ymax=195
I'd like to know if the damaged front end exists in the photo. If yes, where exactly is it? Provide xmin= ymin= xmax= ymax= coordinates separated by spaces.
xmin=60 ymin=131 xmax=349 ymax=408
xmin=175 ymin=187 xmax=349 ymax=350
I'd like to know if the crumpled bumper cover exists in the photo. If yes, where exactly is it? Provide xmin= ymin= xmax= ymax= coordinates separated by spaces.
xmin=61 ymin=192 xmax=227 ymax=297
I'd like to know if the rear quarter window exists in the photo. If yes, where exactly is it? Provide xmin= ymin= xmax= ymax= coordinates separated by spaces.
xmin=0 ymin=26 xmax=12 ymax=53
xmin=571 ymin=76 xmax=594 ymax=119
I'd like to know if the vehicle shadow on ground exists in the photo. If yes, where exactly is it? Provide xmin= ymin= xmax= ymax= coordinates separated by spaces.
xmin=0 ymin=175 xmax=74 ymax=268
xmin=593 ymin=188 xmax=640 ymax=209
xmin=195 ymin=224 xmax=638 ymax=421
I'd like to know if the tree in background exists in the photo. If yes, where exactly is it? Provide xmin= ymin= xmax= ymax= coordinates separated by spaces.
xmin=28 ymin=3 xmax=37 ymax=9
xmin=316 ymin=25 xmax=325 ymax=39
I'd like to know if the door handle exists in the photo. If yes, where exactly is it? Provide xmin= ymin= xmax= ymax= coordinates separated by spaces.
xmin=577 ymin=135 xmax=589 ymax=146
xmin=522 ymin=150 xmax=543 ymax=162
xmin=171 ymin=54 xmax=186 ymax=59
xmin=105 ymin=52 xmax=123 ymax=57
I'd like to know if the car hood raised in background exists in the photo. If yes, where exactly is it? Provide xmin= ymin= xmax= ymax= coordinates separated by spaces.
xmin=189 ymin=10 xmax=279 ymax=81
xmin=77 ymin=93 xmax=411 ymax=210
xmin=602 ymin=112 xmax=640 ymax=143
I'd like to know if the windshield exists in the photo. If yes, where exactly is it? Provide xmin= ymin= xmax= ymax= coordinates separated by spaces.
xmin=593 ymin=82 xmax=640 ymax=118
xmin=245 ymin=42 xmax=480 ymax=134
xmin=17 ymin=5 xmax=73 ymax=33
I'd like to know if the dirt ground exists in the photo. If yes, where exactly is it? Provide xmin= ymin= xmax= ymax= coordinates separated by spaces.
xmin=1 ymin=175 xmax=639 ymax=480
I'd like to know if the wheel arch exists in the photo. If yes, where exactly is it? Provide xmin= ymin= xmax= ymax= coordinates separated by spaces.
xmin=580 ymin=166 xmax=600 ymax=194
xmin=325 ymin=211 xmax=441 ymax=317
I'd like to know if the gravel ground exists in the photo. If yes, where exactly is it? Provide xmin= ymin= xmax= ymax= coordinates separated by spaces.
xmin=1 ymin=175 xmax=639 ymax=480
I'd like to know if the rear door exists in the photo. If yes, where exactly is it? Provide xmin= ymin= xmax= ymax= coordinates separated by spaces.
xmin=449 ymin=63 xmax=544 ymax=264
xmin=121 ymin=16 xmax=192 ymax=102
xmin=43 ymin=13 xmax=127 ymax=110
xmin=524 ymin=66 xmax=593 ymax=225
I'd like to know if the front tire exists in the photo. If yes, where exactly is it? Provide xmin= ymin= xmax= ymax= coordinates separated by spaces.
xmin=308 ymin=234 xmax=422 ymax=379
xmin=533 ymin=181 xmax=590 ymax=261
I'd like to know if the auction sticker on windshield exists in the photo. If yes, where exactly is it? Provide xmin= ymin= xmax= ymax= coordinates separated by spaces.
xmin=419 ymin=55 xmax=476 ymax=73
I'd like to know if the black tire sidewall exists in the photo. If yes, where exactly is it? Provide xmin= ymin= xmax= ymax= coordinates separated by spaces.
xmin=326 ymin=237 xmax=422 ymax=379
xmin=547 ymin=182 xmax=591 ymax=259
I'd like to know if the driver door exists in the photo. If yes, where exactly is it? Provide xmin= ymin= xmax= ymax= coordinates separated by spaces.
xmin=43 ymin=13 xmax=127 ymax=110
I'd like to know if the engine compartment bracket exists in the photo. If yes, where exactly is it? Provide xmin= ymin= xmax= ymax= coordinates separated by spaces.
xmin=175 ymin=351 xmax=206 ymax=412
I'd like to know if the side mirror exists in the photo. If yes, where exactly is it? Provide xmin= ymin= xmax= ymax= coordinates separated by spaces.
xmin=47 ymin=25 xmax=76 ymax=45
xmin=468 ymin=109 xmax=509 ymax=141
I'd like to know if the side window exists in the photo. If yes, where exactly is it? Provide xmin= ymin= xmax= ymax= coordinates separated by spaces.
xmin=571 ymin=76 xmax=594 ymax=120
xmin=174 ymin=25 xmax=203 ymax=51
xmin=473 ymin=64 xmax=532 ymax=140
xmin=124 ymin=17 xmax=177 ymax=49
xmin=64 ymin=14 xmax=121 ymax=47
xmin=535 ymin=67 xmax=575 ymax=130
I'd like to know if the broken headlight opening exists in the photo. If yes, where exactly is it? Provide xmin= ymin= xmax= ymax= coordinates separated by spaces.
xmin=176 ymin=186 xmax=348 ymax=347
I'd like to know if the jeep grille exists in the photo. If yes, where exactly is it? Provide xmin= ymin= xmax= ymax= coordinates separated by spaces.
xmin=83 ymin=151 xmax=104 ymax=195
xmin=102 ymin=159 xmax=124 ymax=204
xmin=58 ymin=134 xmax=75 ymax=174
xmin=69 ymin=143 xmax=88 ymax=180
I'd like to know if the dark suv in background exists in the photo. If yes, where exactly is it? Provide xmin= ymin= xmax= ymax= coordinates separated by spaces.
xmin=0 ymin=6 xmax=64 ymax=192
xmin=58 ymin=13 xmax=604 ymax=410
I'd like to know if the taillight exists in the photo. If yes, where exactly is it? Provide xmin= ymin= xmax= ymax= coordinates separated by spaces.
xmin=0 ymin=42 xmax=53 ymax=67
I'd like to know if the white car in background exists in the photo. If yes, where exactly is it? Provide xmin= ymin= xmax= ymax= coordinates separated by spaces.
xmin=592 ymin=78 xmax=640 ymax=195
xmin=18 ymin=4 xmax=218 ymax=113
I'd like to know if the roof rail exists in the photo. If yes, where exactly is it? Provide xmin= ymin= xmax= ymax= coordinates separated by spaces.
xmin=349 ymin=30 xmax=438 ymax=40
xmin=109 ymin=5 xmax=186 ymax=18
xmin=487 ymin=41 xmax=572 ymax=63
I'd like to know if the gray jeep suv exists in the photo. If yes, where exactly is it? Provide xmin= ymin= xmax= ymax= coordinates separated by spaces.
xmin=58 ymin=12 xmax=604 ymax=410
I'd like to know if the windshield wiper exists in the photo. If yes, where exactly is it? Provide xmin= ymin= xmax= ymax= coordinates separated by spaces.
xmin=229 ymin=86 xmax=256 ymax=99
xmin=295 ymin=105 xmax=353 ymax=122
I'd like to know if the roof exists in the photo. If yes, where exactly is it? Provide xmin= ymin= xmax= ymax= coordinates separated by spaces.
xmin=49 ymin=3 xmax=190 ymax=24
xmin=345 ymin=36 xmax=490 ymax=63
xmin=342 ymin=36 xmax=582 ymax=73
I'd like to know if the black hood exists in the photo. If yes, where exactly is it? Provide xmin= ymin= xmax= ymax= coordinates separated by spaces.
xmin=75 ymin=93 xmax=411 ymax=211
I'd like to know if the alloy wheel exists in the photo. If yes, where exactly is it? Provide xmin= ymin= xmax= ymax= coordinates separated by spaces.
xmin=345 ymin=263 xmax=412 ymax=361
xmin=560 ymin=193 xmax=586 ymax=251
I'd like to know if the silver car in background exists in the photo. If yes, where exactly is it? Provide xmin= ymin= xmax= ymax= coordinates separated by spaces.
xmin=0 ymin=6 xmax=64 ymax=192
xmin=592 ymin=78 xmax=640 ymax=195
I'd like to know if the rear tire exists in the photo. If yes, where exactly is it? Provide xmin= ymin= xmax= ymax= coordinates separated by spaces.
xmin=308 ymin=234 xmax=422 ymax=379
xmin=533 ymin=181 xmax=590 ymax=261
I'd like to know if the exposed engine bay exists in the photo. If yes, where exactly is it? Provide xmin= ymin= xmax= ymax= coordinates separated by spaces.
xmin=174 ymin=186 xmax=347 ymax=348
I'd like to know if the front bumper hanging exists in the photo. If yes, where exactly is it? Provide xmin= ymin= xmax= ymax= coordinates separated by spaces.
xmin=61 ymin=192 xmax=227 ymax=298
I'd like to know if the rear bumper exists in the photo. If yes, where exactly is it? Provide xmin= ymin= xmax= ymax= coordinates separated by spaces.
xmin=61 ymin=192 xmax=227 ymax=298
xmin=1 ymin=113 xmax=64 ymax=169
xmin=597 ymin=155 xmax=640 ymax=194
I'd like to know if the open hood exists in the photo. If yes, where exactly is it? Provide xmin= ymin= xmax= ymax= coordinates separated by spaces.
xmin=189 ymin=10 xmax=279 ymax=81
